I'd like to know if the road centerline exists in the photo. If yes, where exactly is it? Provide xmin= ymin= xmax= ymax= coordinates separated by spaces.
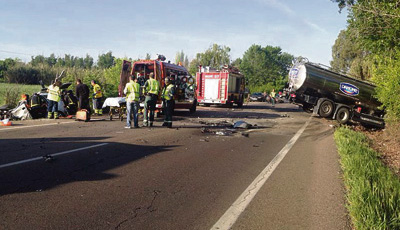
xmin=210 ymin=117 xmax=312 ymax=230
xmin=0 ymin=143 xmax=109 ymax=169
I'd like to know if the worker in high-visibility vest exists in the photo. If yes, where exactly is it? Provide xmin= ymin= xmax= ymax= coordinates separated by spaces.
xmin=124 ymin=75 xmax=141 ymax=129
xmin=91 ymin=80 xmax=103 ymax=115
xmin=161 ymin=77 xmax=175 ymax=128
xmin=143 ymin=72 xmax=160 ymax=127
xmin=47 ymin=80 xmax=61 ymax=119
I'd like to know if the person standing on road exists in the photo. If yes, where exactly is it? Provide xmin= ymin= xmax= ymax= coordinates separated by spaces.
xmin=47 ymin=80 xmax=61 ymax=119
xmin=161 ymin=77 xmax=175 ymax=128
xmin=270 ymin=89 xmax=276 ymax=106
xmin=143 ymin=72 xmax=160 ymax=127
xmin=91 ymin=80 xmax=103 ymax=115
xmin=76 ymin=79 xmax=91 ymax=113
xmin=124 ymin=75 xmax=141 ymax=129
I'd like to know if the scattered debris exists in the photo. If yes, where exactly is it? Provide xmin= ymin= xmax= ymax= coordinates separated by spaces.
xmin=241 ymin=132 xmax=250 ymax=137
xmin=253 ymin=144 xmax=259 ymax=147
xmin=280 ymin=113 xmax=290 ymax=117
xmin=1 ymin=118 xmax=12 ymax=126
xmin=200 ymin=139 xmax=209 ymax=142
xmin=233 ymin=120 xmax=252 ymax=129
xmin=42 ymin=154 xmax=55 ymax=162
xmin=215 ymin=131 xmax=233 ymax=136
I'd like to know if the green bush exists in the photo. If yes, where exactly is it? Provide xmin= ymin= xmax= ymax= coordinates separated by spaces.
xmin=372 ymin=53 xmax=400 ymax=122
xmin=335 ymin=127 xmax=400 ymax=230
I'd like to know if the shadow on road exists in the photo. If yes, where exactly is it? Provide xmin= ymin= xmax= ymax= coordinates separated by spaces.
xmin=0 ymin=137 xmax=178 ymax=196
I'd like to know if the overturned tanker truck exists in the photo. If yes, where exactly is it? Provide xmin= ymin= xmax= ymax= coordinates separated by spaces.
xmin=288 ymin=60 xmax=385 ymax=128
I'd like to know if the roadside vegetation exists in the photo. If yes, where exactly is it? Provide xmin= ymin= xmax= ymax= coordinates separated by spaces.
xmin=334 ymin=127 xmax=400 ymax=230
xmin=331 ymin=1 xmax=400 ymax=228
xmin=0 ymin=83 xmax=41 ymax=107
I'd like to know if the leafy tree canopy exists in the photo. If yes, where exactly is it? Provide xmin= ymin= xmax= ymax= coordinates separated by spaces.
xmin=240 ymin=44 xmax=293 ymax=89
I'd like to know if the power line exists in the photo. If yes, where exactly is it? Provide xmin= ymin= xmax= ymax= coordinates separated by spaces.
xmin=0 ymin=49 xmax=34 ymax=56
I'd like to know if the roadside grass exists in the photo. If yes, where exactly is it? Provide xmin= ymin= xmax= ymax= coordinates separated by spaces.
xmin=334 ymin=127 xmax=400 ymax=230
xmin=0 ymin=83 xmax=42 ymax=107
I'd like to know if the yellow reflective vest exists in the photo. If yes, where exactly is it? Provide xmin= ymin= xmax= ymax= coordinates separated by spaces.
xmin=162 ymin=84 xmax=174 ymax=101
xmin=47 ymin=85 xmax=60 ymax=102
xmin=124 ymin=81 xmax=140 ymax=102
xmin=93 ymin=84 xmax=103 ymax=98
xmin=145 ymin=78 xmax=160 ymax=95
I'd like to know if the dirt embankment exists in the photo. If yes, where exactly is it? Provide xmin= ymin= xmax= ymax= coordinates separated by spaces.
xmin=355 ymin=125 xmax=400 ymax=176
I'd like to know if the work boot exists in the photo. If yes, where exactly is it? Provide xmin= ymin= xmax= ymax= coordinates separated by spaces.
xmin=149 ymin=122 xmax=153 ymax=127
xmin=98 ymin=109 xmax=103 ymax=116
xmin=162 ymin=122 xmax=168 ymax=126
xmin=167 ymin=124 xmax=172 ymax=128
xmin=54 ymin=112 xmax=59 ymax=119
xmin=47 ymin=112 xmax=53 ymax=119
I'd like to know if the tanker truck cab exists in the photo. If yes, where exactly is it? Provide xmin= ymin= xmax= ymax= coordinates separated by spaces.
xmin=288 ymin=60 xmax=385 ymax=128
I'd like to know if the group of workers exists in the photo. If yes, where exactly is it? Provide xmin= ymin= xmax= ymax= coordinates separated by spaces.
xmin=46 ymin=79 xmax=103 ymax=119
xmin=46 ymin=71 xmax=175 ymax=129
xmin=123 ymin=71 xmax=174 ymax=129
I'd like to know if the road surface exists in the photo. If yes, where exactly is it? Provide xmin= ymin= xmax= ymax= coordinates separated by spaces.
xmin=0 ymin=102 xmax=350 ymax=230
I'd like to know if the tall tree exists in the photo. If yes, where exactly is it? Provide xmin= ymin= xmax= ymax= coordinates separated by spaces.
xmin=240 ymin=45 xmax=293 ymax=88
xmin=83 ymin=54 xmax=94 ymax=69
xmin=331 ymin=29 xmax=372 ymax=80
xmin=175 ymin=50 xmax=190 ymax=68
xmin=97 ymin=51 xmax=115 ymax=69
xmin=197 ymin=44 xmax=231 ymax=69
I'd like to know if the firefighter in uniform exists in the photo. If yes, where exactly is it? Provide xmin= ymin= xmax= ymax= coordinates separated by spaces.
xmin=64 ymin=90 xmax=78 ymax=115
xmin=143 ymin=72 xmax=160 ymax=127
xmin=161 ymin=77 xmax=175 ymax=128
xmin=124 ymin=75 xmax=141 ymax=129
xmin=91 ymin=80 xmax=103 ymax=115
xmin=47 ymin=80 xmax=61 ymax=119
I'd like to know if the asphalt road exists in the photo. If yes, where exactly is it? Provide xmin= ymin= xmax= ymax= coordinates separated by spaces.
xmin=0 ymin=102 xmax=350 ymax=230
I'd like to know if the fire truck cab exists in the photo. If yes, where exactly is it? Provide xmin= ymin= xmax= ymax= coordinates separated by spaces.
xmin=119 ymin=58 xmax=197 ymax=113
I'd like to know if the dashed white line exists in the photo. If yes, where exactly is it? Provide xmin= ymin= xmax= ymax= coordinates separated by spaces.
xmin=211 ymin=117 xmax=311 ymax=230
xmin=0 ymin=143 xmax=109 ymax=169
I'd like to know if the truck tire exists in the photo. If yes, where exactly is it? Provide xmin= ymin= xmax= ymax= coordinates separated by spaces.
xmin=190 ymin=100 xmax=197 ymax=113
xmin=319 ymin=100 xmax=334 ymax=118
xmin=302 ymin=104 xmax=313 ymax=113
xmin=336 ymin=107 xmax=350 ymax=124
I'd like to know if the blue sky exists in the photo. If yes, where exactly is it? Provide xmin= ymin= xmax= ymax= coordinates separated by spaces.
xmin=0 ymin=0 xmax=348 ymax=66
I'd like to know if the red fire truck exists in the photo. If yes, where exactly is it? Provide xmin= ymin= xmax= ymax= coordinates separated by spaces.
xmin=119 ymin=58 xmax=197 ymax=113
xmin=196 ymin=65 xmax=245 ymax=107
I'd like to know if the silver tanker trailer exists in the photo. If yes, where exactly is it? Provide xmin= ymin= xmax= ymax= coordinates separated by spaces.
xmin=288 ymin=60 xmax=385 ymax=128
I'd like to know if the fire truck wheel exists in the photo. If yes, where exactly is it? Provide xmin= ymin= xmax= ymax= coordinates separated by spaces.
xmin=187 ymin=77 xmax=195 ymax=85
xmin=319 ymin=100 xmax=334 ymax=118
xmin=336 ymin=107 xmax=350 ymax=124
xmin=180 ymin=83 xmax=187 ymax=89
xmin=190 ymin=100 xmax=197 ymax=113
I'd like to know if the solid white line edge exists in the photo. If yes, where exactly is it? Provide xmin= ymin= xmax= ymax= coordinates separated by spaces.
xmin=211 ymin=117 xmax=312 ymax=230
xmin=0 ymin=121 xmax=76 ymax=132
xmin=0 ymin=143 xmax=109 ymax=169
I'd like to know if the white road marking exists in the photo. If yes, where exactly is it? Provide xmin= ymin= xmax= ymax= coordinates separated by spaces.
xmin=0 ymin=121 xmax=76 ymax=132
xmin=0 ymin=143 xmax=109 ymax=169
xmin=211 ymin=117 xmax=311 ymax=230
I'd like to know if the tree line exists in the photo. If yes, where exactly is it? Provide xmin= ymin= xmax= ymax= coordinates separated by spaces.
xmin=331 ymin=0 xmax=400 ymax=127
xmin=0 ymin=44 xmax=295 ymax=97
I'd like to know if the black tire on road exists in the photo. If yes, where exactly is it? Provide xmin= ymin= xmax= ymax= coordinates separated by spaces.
xmin=302 ymin=104 xmax=313 ymax=113
xmin=319 ymin=100 xmax=334 ymax=118
xmin=190 ymin=101 xmax=197 ymax=113
xmin=336 ymin=107 xmax=350 ymax=124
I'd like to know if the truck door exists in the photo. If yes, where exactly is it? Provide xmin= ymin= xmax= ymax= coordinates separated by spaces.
xmin=204 ymin=74 xmax=220 ymax=101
